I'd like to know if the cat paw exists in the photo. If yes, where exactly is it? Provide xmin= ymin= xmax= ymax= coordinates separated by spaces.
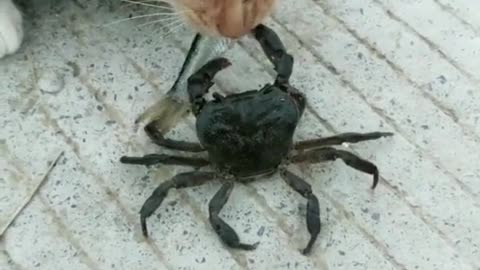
xmin=0 ymin=0 xmax=23 ymax=59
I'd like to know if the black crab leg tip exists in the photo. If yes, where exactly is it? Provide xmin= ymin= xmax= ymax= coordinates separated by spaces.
xmin=380 ymin=132 xmax=395 ymax=137
xmin=302 ymin=247 xmax=312 ymax=255
xmin=141 ymin=216 xmax=149 ymax=238
xmin=302 ymin=230 xmax=318 ymax=255
xmin=119 ymin=156 xmax=148 ymax=165
xmin=372 ymin=170 xmax=379 ymax=190
xmin=119 ymin=156 xmax=131 ymax=163
xmin=238 ymin=241 xmax=260 ymax=251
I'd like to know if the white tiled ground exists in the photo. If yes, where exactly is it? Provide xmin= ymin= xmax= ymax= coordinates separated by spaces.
xmin=1 ymin=0 xmax=479 ymax=269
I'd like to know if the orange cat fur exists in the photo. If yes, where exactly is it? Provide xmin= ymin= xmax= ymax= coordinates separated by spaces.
xmin=0 ymin=0 xmax=276 ymax=59
xmin=172 ymin=0 xmax=277 ymax=38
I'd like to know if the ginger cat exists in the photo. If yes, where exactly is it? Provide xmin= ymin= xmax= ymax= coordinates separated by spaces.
xmin=0 ymin=0 xmax=276 ymax=59
xmin=172 ymin=0 xmax=276 ymax=38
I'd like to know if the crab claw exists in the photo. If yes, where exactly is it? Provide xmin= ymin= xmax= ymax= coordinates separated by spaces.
xmin=251 ymin=24 xmax=293 ymax=84
xmin=188 ymin=57 xmax=232 ymax=115
xmin=193 ymin=57 xmax=232 ymax=81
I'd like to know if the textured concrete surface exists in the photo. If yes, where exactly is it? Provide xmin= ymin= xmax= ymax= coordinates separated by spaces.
xmin=1 ymin=0 xmax=479 ymax=269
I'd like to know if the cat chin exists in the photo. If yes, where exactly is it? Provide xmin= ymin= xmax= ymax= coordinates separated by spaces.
xmin=0 ymin=0 xmax=24 ymax=59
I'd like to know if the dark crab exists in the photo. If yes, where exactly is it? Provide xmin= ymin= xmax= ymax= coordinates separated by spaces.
xmin=120 ymin=24 xmax=393 ymax=255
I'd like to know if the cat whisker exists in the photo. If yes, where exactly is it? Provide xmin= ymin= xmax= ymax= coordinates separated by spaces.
xmin=128 ymin=0 xmax=173 ymax=4
xmin=136 ymin=0 xmax=174 ymax=4
xmin=120 ymin=1 xmax=173 ymax=10
xmin=119 ymin=1 xmax=190 ymax=17
xmin=136 ymin=16 xmax=182 ymax=28
xmin=120 ymin=4 xmax=171 ymax=11
xmin=159 ymin=21 xmax=186 ymax=39
xmin=101 ymin=12 xmax=179 ymax=27
xmin=137 ymin=19 xmax=183 ymax=44
xmin=148 ymin=17 xmax=183 ymax=33
xmin=121 ymin=0 xmax=175 ymax=9
xmin=159 ymin=18 xmax=185 ymax=32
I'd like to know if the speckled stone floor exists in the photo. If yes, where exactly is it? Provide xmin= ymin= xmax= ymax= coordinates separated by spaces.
xmin=1 ymin=0 xmax=480 ymax=269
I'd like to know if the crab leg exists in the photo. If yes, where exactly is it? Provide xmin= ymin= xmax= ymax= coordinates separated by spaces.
xmin=138 ymin=171 xmax=216 ymax=237
xmin=252 ymin=24 xmax=293 ymax=84
xmin=279 ymin=169 xmax=321 ymax=255
xmin=209 ymin=182 xmax=259 ymax=251
xmin=144 ymin=122 xmax=205 ymax=152
xmin=294 ymin=132 xmax=393 ymax=150
xmin=291 ymin=147 xmax=380 ymax=189
xmin=120 ymin=154 xmax=209 ymax=167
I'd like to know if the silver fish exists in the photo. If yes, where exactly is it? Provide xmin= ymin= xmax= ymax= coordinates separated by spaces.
xmin=135 ymin=34 xmax=235 ymax=133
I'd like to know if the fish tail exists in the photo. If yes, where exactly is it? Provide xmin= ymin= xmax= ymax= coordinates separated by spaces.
xmin=134 ymin=94 xmax=190 ymax=134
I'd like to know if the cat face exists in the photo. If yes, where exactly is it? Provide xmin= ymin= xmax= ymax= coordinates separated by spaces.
xmin=172 ymin=0 xmax=276 ymax=39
